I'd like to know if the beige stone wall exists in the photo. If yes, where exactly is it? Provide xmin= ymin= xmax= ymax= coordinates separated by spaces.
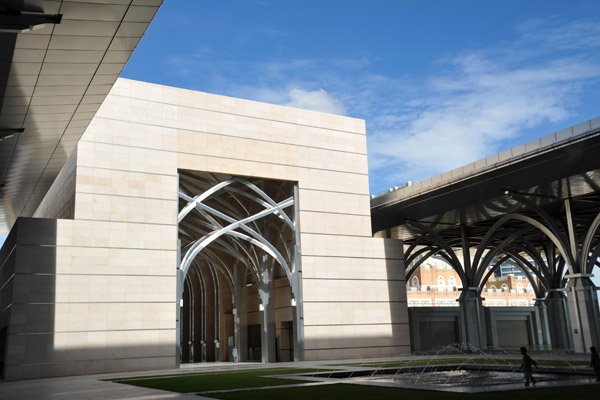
xmin=301 ymin=237 xmax=407 ymax=359
xmin=91 ymin=78 xmax=408 ymax=360
xmin=1 ymin=78 xmax=409 ymax=378
xmin=1 ymin=218 xmax=176 ymax=380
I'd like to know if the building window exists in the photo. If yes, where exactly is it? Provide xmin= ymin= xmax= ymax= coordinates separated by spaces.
xmin=412 ymin=276 xmax=419 ymax=287
xmin=437 ymin=276 xmax=445 ymax=286
xmin=448 ymin=276 xmax=456 ymax=287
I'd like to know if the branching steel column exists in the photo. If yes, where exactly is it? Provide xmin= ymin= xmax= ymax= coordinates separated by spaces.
xmin=564 ymin=198 xmax=579 ymax=266
xmin=233 ymin=262 xmax=248 ymax=361
xmin=207 ymin=264 xmax=221 ymax=361
xmin=458 ymin=222 xmax=486 ymax=351
xmin=460 ymin=224 xmax=472 ymax=281
xmin=176 ymin=239 xmax=183 ymax=367
xmin=258 ymin=257 xmax=276 ymax=363
xmin=292 ymin=184 xmax=304 ymax=361
xmin=184 ymin=279 xmax=194 ymax=362
xmin=194 ymin=262 xmax=207 ymax=362
xmin=506 ymin=191 xmax=600 ymax=352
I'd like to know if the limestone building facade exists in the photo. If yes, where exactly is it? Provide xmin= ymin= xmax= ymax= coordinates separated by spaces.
xmin=0 ymin=78 xmax=409 ymax=380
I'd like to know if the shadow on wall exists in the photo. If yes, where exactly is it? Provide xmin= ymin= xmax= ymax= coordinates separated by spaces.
xmin=0 ymin=220 xmax=411 ymax=379
xmin=301 ymin=238 xmax=411 ymax=360
xmin=0 ymin=218 xmax=57 ymax=380
xmin=0 ymin=218 xmax=177 ymax=380
xmin=384 ymin=238 xmax=411 ymax=354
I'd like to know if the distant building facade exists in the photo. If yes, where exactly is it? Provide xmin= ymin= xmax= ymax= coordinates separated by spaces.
xmin=407 ymin=257 xmax=536 ymax=308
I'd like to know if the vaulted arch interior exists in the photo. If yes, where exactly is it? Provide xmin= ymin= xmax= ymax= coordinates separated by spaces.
xmin=177 ymin=170 xmax=300 ymax=363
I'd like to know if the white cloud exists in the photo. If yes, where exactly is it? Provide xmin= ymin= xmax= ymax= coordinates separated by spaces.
xmin=157 ymin=14 xmax=600 ymax=193
xmin=286 ymin=88 xmax=347 ymax=115
xmin=364 ymin=14 xmax=600 ymax=192
xmin=367 ymin=54 xmax=600 ymax=184
xmin=516 ymin=18 xmax=600 ymax=50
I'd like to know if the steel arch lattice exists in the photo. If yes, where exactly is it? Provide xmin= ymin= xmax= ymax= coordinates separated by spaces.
xmin=177 ymin=175 xmax=300 ymax=298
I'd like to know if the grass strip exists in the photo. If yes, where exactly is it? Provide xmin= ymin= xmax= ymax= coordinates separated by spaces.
xmin=110 ymin=368 xmax=326 ymax=393
xmin=208 ymin=382 xmax=600 ymax=400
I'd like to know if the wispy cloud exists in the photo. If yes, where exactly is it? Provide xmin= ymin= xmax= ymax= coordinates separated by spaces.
xmin=366 ymin=17 xmax=600 ymax=190
xmin=163 ymin=56 xmax=368 ymax=113
xmin=162 ymin=15 xmax=600 ymax=193
xmin=287 ymin=88 xmax=346 ymax=115
xmin=368 ymin=55 xmax=599 ymax=182
xmin=516 ymin=18 xmax=600 ymax=50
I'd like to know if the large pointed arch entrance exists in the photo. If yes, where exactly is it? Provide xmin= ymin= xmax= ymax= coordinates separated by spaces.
xmin=176 ymin=170 xmax=303 ymax=364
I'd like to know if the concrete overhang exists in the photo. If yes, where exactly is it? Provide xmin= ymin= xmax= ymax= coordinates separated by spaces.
xmin=0 ymin=0 xmax=163 ymax=234
xmin=371 ymin=117 xmax=600 ymax=237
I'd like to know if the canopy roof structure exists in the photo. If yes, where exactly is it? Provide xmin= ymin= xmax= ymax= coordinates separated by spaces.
xmin=371 ymin=117 xmax=600 ymax=247
xmin=371 ymin=118 xmax=600 ymax=352
xmin=0 ymin=0 xmax=162 ymax=234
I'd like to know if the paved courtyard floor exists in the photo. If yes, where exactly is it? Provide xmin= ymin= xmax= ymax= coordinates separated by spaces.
xmin=0 ymin=354 xmax=595 ymax=400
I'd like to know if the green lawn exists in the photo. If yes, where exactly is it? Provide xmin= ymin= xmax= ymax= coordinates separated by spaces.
xmin=110 ymin=368 xmax=326 ymax=393
xmin=210 ymin=383 xmax=600 ymax=400
xmin=109 ymin=360 xmax=593 ymax=398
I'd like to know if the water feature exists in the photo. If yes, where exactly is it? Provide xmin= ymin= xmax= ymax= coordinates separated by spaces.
xmin=309 ymin=344 xmax=594 ymax=393
xmin=358 ymin=367 xmax=579 ymax=387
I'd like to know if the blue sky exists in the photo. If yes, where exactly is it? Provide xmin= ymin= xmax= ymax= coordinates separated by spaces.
xmin=1 ymin=1 xmax=599 ymax=254
xmin=122 ymin=0 xmax=600 ymax=195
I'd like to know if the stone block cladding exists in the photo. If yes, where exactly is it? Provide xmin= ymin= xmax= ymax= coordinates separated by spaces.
xmin=0 ymin=78 xmax=409 ymax=379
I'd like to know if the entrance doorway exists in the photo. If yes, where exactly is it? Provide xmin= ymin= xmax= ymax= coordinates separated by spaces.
xmin=177 ymin=171 xmax=303 ymax=364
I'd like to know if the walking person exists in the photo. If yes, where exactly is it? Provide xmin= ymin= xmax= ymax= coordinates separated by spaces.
xmin=519 ymin=346 xmax=538 ymax=387
xmin=232 ymin=345 xmax=239 ymax=363
xmin=590 ymin=346 xmax=600 ymax=381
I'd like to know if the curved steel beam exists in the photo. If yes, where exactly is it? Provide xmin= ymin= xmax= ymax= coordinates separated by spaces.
xmin=471 ymin=215 xmax=517 ymax=275
xmin=478 ymin=255 xmax=510 ymax=290
xmin=405 ymin=245 xmax=440 ymax=269
xmin=501 ymin=250 xmax=546 ymax=295
xmin=178 ymin=179 xmax=237 ymax=223
xmin=185 ymin=200 xmax=293 ymax=280
xmin=180 ymin=189 xmax=293 ymax=269
xmin=508 ymin=192 xmax=575 ymax=266
xmin=404 ymin=235 xmax=436 ymax=260
xmin=407 ymin=220 xmax=467 ymax=283
xmin=224 ymin=185 xmax=294 ymax=229
xmin=582 ymin=210 xmax=600 ymax=273
xmin=207 ymin=191 xmax=293 ymax=263
xmin=516 ymin=238 xmax=553 ymax=280
xmin=405 ymin=247 xmax=444 ymax=281
xmin=475 ymin=226 xmax=532 ymax=283
xmin=474 ymin=213 xmax=575 ymax=275
xmin=198 ymin=253 xmax=234 ymax=292
xmin=586 ymin=242 xmax=600 ymax=275
xmin=506 ymin=243 xmax=552 ymax=289
xmin=180 ymin=197 xmax=294 ymax=280
xmin=179 ymin=219 xmax=260 ymax=276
